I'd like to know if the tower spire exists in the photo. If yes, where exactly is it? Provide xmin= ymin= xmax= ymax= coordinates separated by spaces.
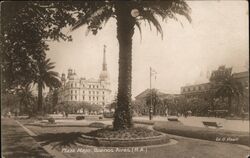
xmin=103 ymin=45 xmax=107 ymax=71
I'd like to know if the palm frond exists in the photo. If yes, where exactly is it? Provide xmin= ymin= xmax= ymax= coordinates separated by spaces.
xmin=136 ymin=0 xmax=191 ymax=39
xmin=71 ymin=1 xmax=114 ymax=34
xmin=135 ymin=20 xmax=142 ymax=42
xmin=140 ymin=10 xmax=163 ymax=39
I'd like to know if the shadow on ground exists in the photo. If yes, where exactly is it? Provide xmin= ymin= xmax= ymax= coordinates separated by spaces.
xmin=35 ymin=132 xmax=85 ymax=149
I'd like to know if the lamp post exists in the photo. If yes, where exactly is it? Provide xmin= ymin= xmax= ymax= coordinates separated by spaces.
xmin=149 ymin=67 xmax=153 ymax=120
xmin=149 ymin=67 xmax=157 ymax=120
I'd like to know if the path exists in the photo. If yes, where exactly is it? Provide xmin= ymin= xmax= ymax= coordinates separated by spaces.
xmin=1 ymin=118 xmax=52 ymax=158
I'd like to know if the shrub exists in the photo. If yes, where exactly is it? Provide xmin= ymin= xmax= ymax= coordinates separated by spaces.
xmin=103 ymin=112 xmax=114 ymax=118
xmin=76 ymin=116 xmax=85 ymax=120
xmin=37 ymin=116 xmax=44 ymax=121
xmin=99 ymin=116 xmax=103 ymax=120
xmin=88 ymin=122 xmax=106 ymax=128
xmin=48 ymin=118 xmax=55 ymax=124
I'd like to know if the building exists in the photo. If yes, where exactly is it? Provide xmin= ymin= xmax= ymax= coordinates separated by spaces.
xmin=181 ymin=66 xmax=249 ymax=99
xmin=180 ymin=83 xmax=211 ymax=98
xmin=58 ymin=45 xmax=111 ymax=107
xmin=135 ymin=89 xmax=179 ymax=102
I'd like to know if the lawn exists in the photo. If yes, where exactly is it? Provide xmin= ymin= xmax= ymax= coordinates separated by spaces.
xmin=153 ymin=121 xmax=249 ymax=146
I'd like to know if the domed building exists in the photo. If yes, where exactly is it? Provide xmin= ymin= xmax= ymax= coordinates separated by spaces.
xmin=58 ymin=45 xmax=111 ymax=107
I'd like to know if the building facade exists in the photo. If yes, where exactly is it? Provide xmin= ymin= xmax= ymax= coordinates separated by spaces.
xmin=181 ymin=66 xmax=249 ymax=100
xmin=58 ymin=45 xmax=111 ymax=107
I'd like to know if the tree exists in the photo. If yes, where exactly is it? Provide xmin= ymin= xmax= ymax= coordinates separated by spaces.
xmin=145 ymin=89 xmax=162 ymax=115
xmin=72 ymin=1 xmax=191 ymax=130
xmin=33 ymin=58 xmax=61 ymax=115
xmin=17 ymin=85 xmax=36 ymax=116
xmin=210 ymin=66 xmax=244 ymax=115
xmin=1 ymin=2 xmax=76 ymax=93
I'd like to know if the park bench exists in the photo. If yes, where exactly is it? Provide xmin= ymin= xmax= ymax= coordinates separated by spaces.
xmin=167 ymin=117 xmax=179 ymax=121
xmin=202 ymin=121 xmax=222 ymax=128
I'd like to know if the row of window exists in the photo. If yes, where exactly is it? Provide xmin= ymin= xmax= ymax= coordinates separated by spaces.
xmin=69 ymin=83 xmax=105 ymax=89
xmin=70 ymin=95 xmax=105 ymax=101
xmin=183 ymin=85 xmax=209 ymax=92
xmin=70 ymin=90 xmax=105 ymax=95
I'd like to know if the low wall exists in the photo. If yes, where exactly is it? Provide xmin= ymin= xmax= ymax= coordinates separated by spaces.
xmin=77 ymin=133 xmax=170 ymax=147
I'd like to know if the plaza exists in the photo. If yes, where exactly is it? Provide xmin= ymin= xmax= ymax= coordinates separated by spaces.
xmin=2 ymin=116 xmax=249 ymax=158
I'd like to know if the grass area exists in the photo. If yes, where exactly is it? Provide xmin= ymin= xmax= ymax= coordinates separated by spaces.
xmin=154 ymin=121 xmax=249 ymax=146
xmin=85 ymin=127 xmax=161 ymax=139
xmin=25 ymin=125 xmax=96 ymax=135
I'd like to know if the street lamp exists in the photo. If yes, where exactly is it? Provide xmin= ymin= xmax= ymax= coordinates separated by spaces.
xmin=131 ymin=9 xmax=139 ymax=18
xmin=149 ymin=67 xmax=157 ymax=120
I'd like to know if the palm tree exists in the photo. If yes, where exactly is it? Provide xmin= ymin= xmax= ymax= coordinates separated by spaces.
xmin=214 ymin=77 xmax=243 ymax=115
xmin=210 ymin=66 xmax=244 ymax=115
xmin=34 ymin=58 xmax=61 ymax=115
xmin=17 ymin=85 xmax=35 ymax=117
xmin=72 ymin=1 xmax=191 ymax=130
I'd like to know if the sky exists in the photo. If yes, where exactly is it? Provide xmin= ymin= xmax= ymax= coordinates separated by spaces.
xmin=47 ymin=1 xmax=249 ymax=98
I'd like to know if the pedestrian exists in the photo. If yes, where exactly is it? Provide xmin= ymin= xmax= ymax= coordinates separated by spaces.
xmin=7 ymin=111 xmax=11 ymax=118
xmin=165 ymin=109 xmax=168 ymax=117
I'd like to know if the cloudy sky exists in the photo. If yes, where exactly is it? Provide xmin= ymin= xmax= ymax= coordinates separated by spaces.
xmin=47 ymin=1 xmax=249 ymax=98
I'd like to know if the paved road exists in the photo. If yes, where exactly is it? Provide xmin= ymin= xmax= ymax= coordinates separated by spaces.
xmin=1 ymin=118 xmax=52 ymax=158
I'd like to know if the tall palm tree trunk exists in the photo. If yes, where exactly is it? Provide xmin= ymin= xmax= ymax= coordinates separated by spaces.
xmin=113 ymin=3 xmax=135 ymax=130
xmin=37 ymin=81 xmax=43 ymax=115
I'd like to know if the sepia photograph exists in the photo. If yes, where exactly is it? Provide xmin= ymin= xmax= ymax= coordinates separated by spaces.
xmin=1 ymin=0 xmax=249 ymax=158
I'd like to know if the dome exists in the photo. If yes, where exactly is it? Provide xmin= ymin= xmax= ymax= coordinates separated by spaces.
xmin=99 ymin=70 xmax=109 ymax=81
xmin=69 ymin=73 xmax=79 ymax=80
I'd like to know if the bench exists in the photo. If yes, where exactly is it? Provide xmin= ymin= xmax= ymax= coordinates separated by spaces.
xmin=168 ymin=117 xmax=179 ymax=121
xmin=202 ymin=121 xmax=222 ymax=128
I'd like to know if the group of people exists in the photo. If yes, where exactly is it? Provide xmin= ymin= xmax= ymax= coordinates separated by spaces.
xmin=62 ymin=111 xmax=68 ymax=118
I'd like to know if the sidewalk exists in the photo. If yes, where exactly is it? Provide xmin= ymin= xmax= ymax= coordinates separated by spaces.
xmin=1 ymin=118 xmax=53 ymax=158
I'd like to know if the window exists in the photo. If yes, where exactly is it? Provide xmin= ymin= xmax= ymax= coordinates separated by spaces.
xmin=97 ymin=91 xmax=99 ymax=95
xmin=89 ymin=96 xmax=91 ymax=101
xmin=71 ymin=83 xmax=73 ymax=87
xmin=103 ymin=97 xmax=105 ymax=100
xmin=83 ymin=96 xmax=85 ymax=100
xmin=75 ymin=96 xmax=77 ymax=100
xmin=71 ymin=90 xmax=73 ymax=94
xmin=97 ymin=86 xmax=99 ymax=88
xmin=75 ymin=83 xmax=77 ymax=87
xmin=75 ymin=90 xmax=77 ymax=93
xmin=93 ymin=91 xmax=95 ymax=95
xmin=93 ymin=97 xmax=95 ymax=100
xmin=103 ymin=91 xmax=105 ymax=94
xmin=93 ymin=85 xmax=95 ymax=88
xmin=97 ymin=97 xmax=99 ymax=101
xmin=83 ymin=91 xmax=85 ymax=94
xmin=89 ymin=91 xmax=91 ymax=94
xmin=89 ymin=85 xmax=91 ymax=88
xmin=71 ymin=96 xmax=73 ymax=100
